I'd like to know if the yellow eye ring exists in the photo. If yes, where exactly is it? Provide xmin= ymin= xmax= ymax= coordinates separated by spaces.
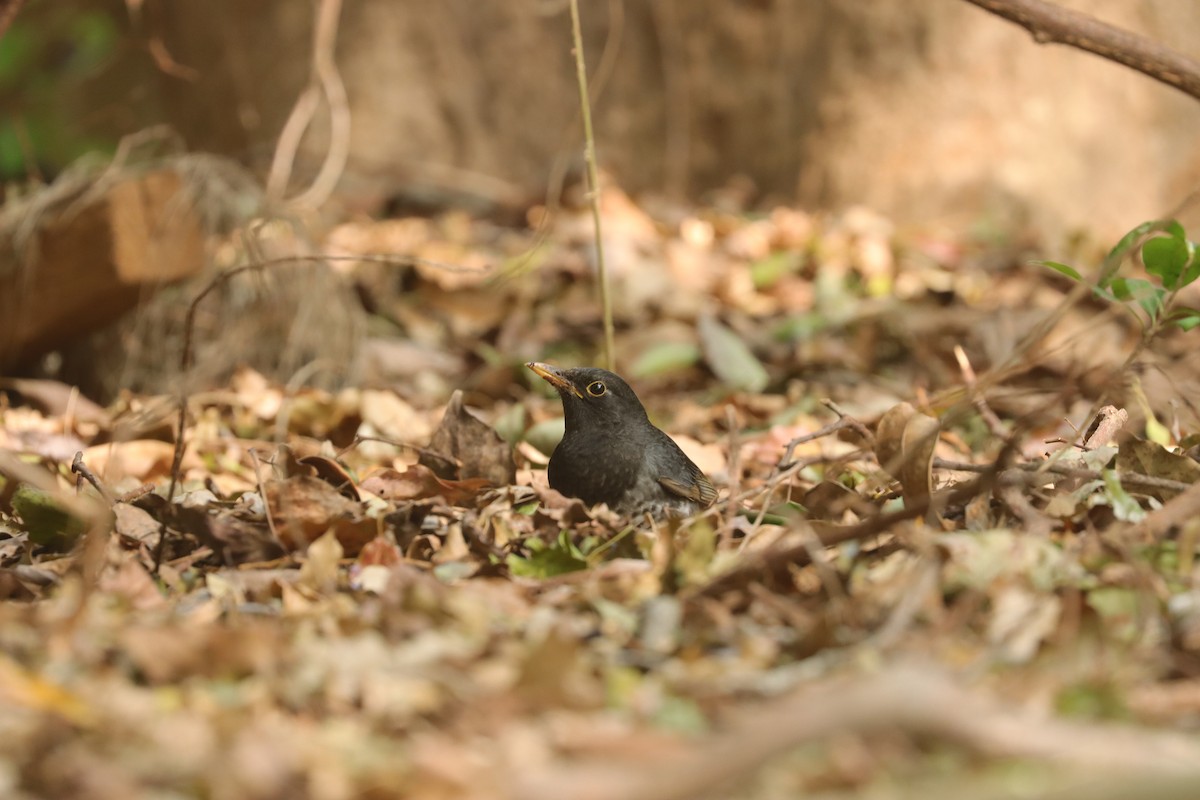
xmin=586 ymin=380 xmax=607 ymax=397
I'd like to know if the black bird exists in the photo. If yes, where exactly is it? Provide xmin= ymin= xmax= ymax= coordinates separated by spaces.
xmin=527 ymin=362 xmax=718 ymax=517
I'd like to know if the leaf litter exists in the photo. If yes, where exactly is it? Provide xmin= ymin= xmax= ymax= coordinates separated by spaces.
xmin=3 ymin=186 xmax=1200 ymax=798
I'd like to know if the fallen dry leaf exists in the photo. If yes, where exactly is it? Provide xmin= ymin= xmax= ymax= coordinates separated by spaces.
xmin=420 ymin=389 xmax=516 ymax=486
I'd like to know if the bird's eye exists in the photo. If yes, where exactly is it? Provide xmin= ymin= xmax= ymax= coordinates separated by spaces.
xmin=586 ymin=380 xmax=607 ymax=397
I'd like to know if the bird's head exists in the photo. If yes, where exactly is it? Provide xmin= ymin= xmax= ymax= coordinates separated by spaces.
xmin=526 ymin=362 xmax=648 ymax=430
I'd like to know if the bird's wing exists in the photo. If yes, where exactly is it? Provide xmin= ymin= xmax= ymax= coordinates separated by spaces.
xmin=658 ymin=465 xmax=718 ymax=508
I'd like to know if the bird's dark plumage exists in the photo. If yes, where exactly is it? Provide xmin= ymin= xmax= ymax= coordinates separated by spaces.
xmin=527 ymin=362 xmax=718 ymax=516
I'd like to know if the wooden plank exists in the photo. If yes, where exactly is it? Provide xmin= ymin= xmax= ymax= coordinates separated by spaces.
xmin=0 ymin=169 xmax=206 ymax=367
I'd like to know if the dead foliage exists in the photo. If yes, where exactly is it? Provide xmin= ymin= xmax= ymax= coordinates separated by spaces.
xmin=3 ymin=184 xmax=1200 ymax=799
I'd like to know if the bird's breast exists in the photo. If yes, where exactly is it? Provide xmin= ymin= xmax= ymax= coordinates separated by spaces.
xmin=548 ymin=432 xmax=642 ymax=508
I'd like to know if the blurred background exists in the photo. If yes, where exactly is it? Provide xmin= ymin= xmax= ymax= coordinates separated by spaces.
xmin=7 ymin=0 xmax=1200 ymax=234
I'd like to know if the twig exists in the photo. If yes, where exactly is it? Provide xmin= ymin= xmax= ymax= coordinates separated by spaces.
xmin=933 ymin=457 xmax=1193 ymax=495
xmin=0 ymin=451 xmax=106 ymax=527
xmin=146 ymin=38 xmax=199 ymax=81
xmin=338 ymin=434 xmax=464 ymax=470
xmin=248 ymin=448 xmax=283 ymax=554
xmin=735 ymin=407 xmax=873 ymax=546
xmin=721 ymin=404 xmax=742 ymax=540
xmin=1081 ymin=405 xmax=1129 ymax=449
xmin=868 ymin=556 xmax=940 ymax=648
xmin=700 ymin=433 xmax=1027 ymax=600
xmin=265 ymin=0 xmax=349 ymax=207
xmin=589 ymin=0 xmax=625 ymax=105
xmin=995 ymin=468 xmax=1054 ymax=536
xmin=70 ymin=451 xmax=114 ymax=505
xmin=292 ymin=0 xmax=349 ymax=208
xmin=1121 ymin=477 xmax=1200 ymax=542
xmin=155 ymin=249 xmax=488 ymax=570
xmin=780 ymin=412 xmax=871 ymax=465
xmin=272 ymin=357 xmax=344 ymax=450
xmin=568 ymin=0 xmax=616 ymax=371
xmin=0 ymin=450 xmax=111 ymax=593
xmin=510 ymin=663 xmax=1200 ymax=800
xmin=167 ymin=254 xmax=469 ymax=441
xmin=962 ymin=0 xmax=1200 ymax=102
xmin=955 ymin=344 xmax=1006 ymax=437
xmin=690 ymin=472 xmax=993 ymax=600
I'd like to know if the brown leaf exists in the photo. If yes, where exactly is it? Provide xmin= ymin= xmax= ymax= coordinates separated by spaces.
xmin=357 ymin=535 xmax=403 ymax=567
xmin=203 ymin=512 xmax=284 ymax=565
xmin=875 ymin=402 xmax=939 ymax=507
xmin=362 ymin=466 xmax=441 ymax=501
xmin=81 ymin=440 xmax=181 ymax=483
xmin=264 ymin=475 xmax=377 ymax=555
xmin=0 ymin=378 xmax=110 ymax=428
xmin=1117 ymin=438 xmax=1200 ymax=500
xmin=803 ymin=480 xmax=866 ymax=520
xmin=298 ymin=455 xmax=361 ymax=501
xmin=363 ymin=464 xmax=491 ymax=507
xmin=420 ymin=389 xmax=516 ymax=486
xmin=298 ymin=530 xmax=343 ymax=593
xmin=112 ymin=502 xmax=161 ymax=545
xmin=119 ymin=621 xmax=279 ymax=684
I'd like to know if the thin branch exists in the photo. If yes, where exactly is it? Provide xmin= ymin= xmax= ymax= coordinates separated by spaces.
xmin=568 ymin=0 xmax=616 ymax=370
xmin=265 ymin=0 xmax=349 ymax=207
xmin=962 ymin=0 xmax=1200 ymax=102
xmin=690 ymin=472 xmax=992 ymax=600
xmin=934 ymin=457 xmax=1194 ymax=495
xmin=154 ymin=249 xmax=487 ymax=568
xmin=71 ymin=451 xmax=114 ymax=505
xmin=511 ymin=664 xmax=1200 ymax=800
xmin=292 ymin=0 xmax=349 ymax=208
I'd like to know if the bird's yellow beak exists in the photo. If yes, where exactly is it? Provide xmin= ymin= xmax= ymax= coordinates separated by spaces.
xmin=527 ymin=362 xmax=583 ymax=399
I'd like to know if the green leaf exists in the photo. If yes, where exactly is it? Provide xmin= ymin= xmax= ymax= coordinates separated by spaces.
xmin=1142 ymin=234 xmax=1190 ymax=290
xmin=630 ymin=341 xmax=701 ymax=379
xmin=1110 ymin=278 xmax=1165 ymax=321
xmin=1055 ymin=681 xmax=1129 ymax=721
xmin=1100 ymin=221 xmax=1158 ymax=288
xmin=1101 ymin=471 xmax=1144 ymax=523
xmin=1165 ymin=219 xmax=1188 ymax=240
xmin=652 ymin=695 xmax=709 ymax=734
xmin=11 ymin=485 xmax=86 ymax=549
xmin=1182 ymin=240 xmax=1200 ymax=288
xmin=0 ymin=27 xmax=37 ymax=87
xmin=750 ymin=251 xmax=801 ymax=289
xmin=1144 ymin=413 xmax=1171 ymax=446
xmin=1109 ymin=277 xmax=1134 ymax=301
xmin=507 ymin=530 xmax=588 ymax=578
xmin=772 ymin=313 xmax=827 ymax=342
xmin=1086 ymin=586 xmax=1143 ymax=643
xmin=697 ymin=315 xmax=769 ymax=393
xmin=1169 ymin=309 xmax=1200 ymax=331
xmin=0 ymin=123 xmax=25 ymax=176
xmin=493 ymin=403 xmax=526 ymax=445
xmin=524 ymin=417 xmax=566 ymax=457
xmin=1033 ymin=260 xmax=1083 ymax=282
xmin=66 ymin=13 xmax=119 ymax=75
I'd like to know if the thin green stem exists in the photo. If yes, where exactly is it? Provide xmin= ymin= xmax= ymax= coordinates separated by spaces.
xmin=568 ymin=0 xmax=615 ymax=371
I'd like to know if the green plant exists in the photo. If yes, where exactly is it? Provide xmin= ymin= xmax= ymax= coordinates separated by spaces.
xmin=0 ymin=9 xmax=120 ymax=176
xmin=1038 ymin=220 xmax=1200 ymax=331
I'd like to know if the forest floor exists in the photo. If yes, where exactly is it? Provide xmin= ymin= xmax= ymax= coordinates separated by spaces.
xmin=4 ymin=180 xmax=1200 ymax=799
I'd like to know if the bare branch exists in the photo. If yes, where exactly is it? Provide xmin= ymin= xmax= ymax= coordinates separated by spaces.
xmin=963 ymin=0 xmax=1200 ymax=102
xmin=511 ymin=664 xmax=1200 ymax=800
